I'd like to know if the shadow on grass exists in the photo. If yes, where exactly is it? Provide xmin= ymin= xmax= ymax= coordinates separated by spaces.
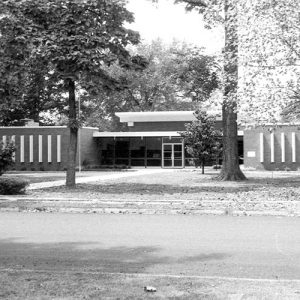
xmin=0 ymin=238 xmax=229 ymax=274
xmin=38 ymin=175 xmax=300 ymax=195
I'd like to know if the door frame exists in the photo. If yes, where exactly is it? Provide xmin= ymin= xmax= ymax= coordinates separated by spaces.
xmin=162 ymin=142 xmax=184 ymax=168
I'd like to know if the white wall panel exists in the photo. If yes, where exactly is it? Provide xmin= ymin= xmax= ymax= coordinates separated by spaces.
xmin=292 ymin=132 xmax=296 ymax=163
xmin=281 ymin=133 xmax=285 ymax=163
xmin=270 ymin=132 xmax=275 ymax=163
xmin=29 ymin=135 xmax=33 ymax=162
xmin=48 ymin=135 xmax=52 ymax=163
xmin=259 ymin=133 xmax=264 ymax=163
xmin=20 ymin=135 xmax=24 ymax=162
xmin=57 ymin=135 xmax=61 ymax=163
xmin=39 ymin=135 xmax=43 ymax=163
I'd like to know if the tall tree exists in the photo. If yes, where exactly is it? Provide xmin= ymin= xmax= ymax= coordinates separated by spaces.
xmin=173 ymin=0 xmax=246 ymax=180
xmin=0 ymin=0 xmax=141 ymax=186
xmin=238 ymin=0 xmax=300 ymax=123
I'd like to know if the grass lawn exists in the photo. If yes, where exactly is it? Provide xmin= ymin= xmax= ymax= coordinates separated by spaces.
xmin=27 ymin=169 xmax=300 ymax=200
xmin=1 ymin=270 xmax=299 ymax=299
xmin=2 ymin=169 xmax=300 ymax=215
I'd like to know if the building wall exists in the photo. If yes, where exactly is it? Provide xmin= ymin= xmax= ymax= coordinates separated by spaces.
xmin=0 ymin=126 xmax=99 ymax=171
xmin=244 ymin=125 xmax=300 ymax=170
xmin=128 ymin=120 xmax=223 ymax=132
xmin=79 ymin=128 xmax=101 ymax=167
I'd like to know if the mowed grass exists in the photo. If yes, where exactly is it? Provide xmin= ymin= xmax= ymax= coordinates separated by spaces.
xmin=1 ymin=270 xmax=299 ymax=299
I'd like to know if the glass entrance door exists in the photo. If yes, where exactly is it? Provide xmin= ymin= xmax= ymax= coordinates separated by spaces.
xmin=162 ymin=143 xmax=184 ymax=168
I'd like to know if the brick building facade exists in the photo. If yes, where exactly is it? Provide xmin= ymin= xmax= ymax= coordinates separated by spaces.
xmin=1 ymin=111 xmax=298 ymax=170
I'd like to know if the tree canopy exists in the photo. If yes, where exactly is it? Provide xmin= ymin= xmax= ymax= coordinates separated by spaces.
xmin=0 ymin=0 xmax=142 ymax=186
xmin=84 ymin=40 xmax=219 ymax=129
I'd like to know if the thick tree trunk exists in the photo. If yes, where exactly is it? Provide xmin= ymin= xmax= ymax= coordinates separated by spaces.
xmin=66 ymin=79 xmax=78 ymax=187
xmin=218 ymin=0 xmax=246 ymax=181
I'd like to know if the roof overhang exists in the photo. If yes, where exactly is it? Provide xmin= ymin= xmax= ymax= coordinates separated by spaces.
xmin=93 ymin=131 xmax=181 ymax=138
xmin=93 ymin=130 xmax=244 ymax=137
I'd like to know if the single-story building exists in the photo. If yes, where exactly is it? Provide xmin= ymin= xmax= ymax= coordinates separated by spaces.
xmin=0 ymin=111 xmax=299 ymax=171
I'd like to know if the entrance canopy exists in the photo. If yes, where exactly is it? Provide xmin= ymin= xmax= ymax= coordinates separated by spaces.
xmin=93 ymin=131 xmax=244 ymax=137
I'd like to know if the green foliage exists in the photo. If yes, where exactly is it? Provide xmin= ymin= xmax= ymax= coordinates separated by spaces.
xmin=0 ymin=0 xmax=143 ymax=186
xmin=0 ymin=0 xmax=142 ymax=125
xmin=0 ymin=177 xmax=29 ymax=195
xmin=85 ymin=40 xmax=219 ymax=129
xmin=180 ymin=111 xmax=222 ymax=172
xmin=0 ymin=143 xmax=16 ymax=176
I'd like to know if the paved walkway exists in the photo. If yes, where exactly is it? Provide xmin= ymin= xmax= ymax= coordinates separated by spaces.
xmin=27 ymin=169 xmax=174 ymax=190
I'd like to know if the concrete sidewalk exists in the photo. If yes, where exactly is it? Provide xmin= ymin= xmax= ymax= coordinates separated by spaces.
xmin=27 ymin=168 xmax=174 ymax=190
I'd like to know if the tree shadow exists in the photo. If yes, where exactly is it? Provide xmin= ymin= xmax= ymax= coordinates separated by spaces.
xmin=39 ymin=175 xmax=300 ymax=195
xmin=0 ymin=238 xmax=230 ymax=273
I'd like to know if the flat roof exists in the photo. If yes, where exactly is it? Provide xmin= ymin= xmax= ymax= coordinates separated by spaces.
xmin=116 ymin=111 xmax=199 ymax=123
xmin=93 ymin=131 xmax=181 ymax=138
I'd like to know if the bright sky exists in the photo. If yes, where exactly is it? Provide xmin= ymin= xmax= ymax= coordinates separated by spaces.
xmin=126 ymin=0 xmax=223 ymax=54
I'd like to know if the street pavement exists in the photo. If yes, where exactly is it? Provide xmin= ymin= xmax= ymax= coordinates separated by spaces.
xmin=0 ymin=212 xmax=300 ymax=281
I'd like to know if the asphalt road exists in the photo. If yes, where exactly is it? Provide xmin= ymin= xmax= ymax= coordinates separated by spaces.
xmin=0 ymin=212 xmax=300 ymax=280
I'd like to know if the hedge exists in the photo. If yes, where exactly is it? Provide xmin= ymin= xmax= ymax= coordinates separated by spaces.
xmin=0 ymin=177 xmax=29 ymax=195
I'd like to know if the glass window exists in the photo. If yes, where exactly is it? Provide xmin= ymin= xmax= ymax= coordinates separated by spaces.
xmin=146 ymin=137 xmax=162 ymax=158
xmin=131 ymin=159 xmax=145 ymax=166
xmin=100 ymin=138 xmax=114 ymax=165
xmin=162 ymin=137 xmax=183 ymax=144
xmin=147 ymin=159 xmax=161 ymax=166
xmin=115 ymin=138 xmax=130 ymax=158
xmin=130 ymin=138 xmax=145 ymax=158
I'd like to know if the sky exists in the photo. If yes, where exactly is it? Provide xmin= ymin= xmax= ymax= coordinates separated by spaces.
xmin=126 ymin=0 xmax=223 ymax=54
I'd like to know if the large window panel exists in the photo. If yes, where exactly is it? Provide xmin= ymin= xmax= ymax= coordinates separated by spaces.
xmin=115 ymin=138 xmax=130 ymax=158
xmin=146 ymin=137 xmax=162 ymax=158
xmin=100 ymin=138 xmax=115 ymax=165
xmin=130 ymin=137 xmax=145 ymax=158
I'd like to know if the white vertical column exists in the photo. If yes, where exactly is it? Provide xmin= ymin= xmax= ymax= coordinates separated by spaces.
xmin=48 ymin=135 xmax=52 ymax=163
xmin=57 ymin=135 xmax=61 ymax=163
xmin=20 ymin=135 xmax=24 ymax=162
xmin=2 ymin=135 xmax=6 ymax=148
xmin=270 ymin=132 xmax=275 ymax=163
xmin=260 ymin=133 xmax=264 ymax=163
xmin=11 ymin=135 xmax=15 ymax=161
xmin=292 ymin=132 xmax=296 ymax=163
xmin=29 ymin=135 xmax=33 ymax=162
xmin=281 ymin=132 xmax=285 ymax=163
xmin=39 ymin=135 xmax=43 ymax=162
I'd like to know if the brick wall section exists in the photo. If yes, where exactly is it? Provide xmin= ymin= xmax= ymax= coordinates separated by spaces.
xmin=79 ymin=128 xmax=100 ymax=166
xmin=0 ymin=127 xmax=69 ymax=171
xmin=0 ymin=126 xmax=99 ymax=171
xmin=244 ymin=125 xmax=300 ymax=170
xmin=129 ymin=120 xmax=223 ymax=132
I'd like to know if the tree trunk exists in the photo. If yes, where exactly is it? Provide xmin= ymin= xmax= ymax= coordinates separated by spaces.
xmin=202 ymin=159 xmax=205 ymax=174
xmin=66 ymin=79 xmax=78 ymax=187
xmin=218 ymin=0 xmax=246 ymax=181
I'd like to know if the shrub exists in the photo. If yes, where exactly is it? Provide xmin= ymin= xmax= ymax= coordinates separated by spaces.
xmin=0 ymin=177 xmax=29 ymax=195
xmin=212 ymin=164 xmax=222 ymax=170
xmin=0 ymin=142 xmax=16 ymax=176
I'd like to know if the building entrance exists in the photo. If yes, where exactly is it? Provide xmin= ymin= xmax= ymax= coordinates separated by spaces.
xmin=162 ymin=143 xmax=184 ymax=168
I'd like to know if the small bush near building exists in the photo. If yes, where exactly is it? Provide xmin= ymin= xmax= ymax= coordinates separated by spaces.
xmin=0 ymin=142 xmax=16 ymax=176
xmin=180 ymin=111 xmax=222 ymax=174
xmin=0 ymin=177 xmax=29 ymax=195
